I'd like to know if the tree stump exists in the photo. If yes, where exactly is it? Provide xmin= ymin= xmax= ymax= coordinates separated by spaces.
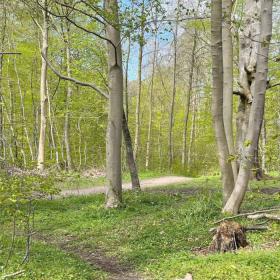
xmin=210 ymin=221 xmax=248 ymax=252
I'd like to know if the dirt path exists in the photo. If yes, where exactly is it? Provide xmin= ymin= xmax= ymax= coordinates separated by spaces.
xmin=36 ymin=234 xmax=144 ymax=280
xmin=61 ymin=176 xmax=192 ymax=197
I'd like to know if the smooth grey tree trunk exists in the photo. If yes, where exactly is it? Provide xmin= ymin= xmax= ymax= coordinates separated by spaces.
xmin=182 ymin=31 xmax=197 ymax=168
xmin=122 ymin=111 xmax=140 ymax=190
xmin=105 ymin=0 xmax=123 ymax=208
xmin=64 ymin=24 xmax=73 ymax=171
xmin=168 ymin=1 xmax=179 ymax=170
xmin=236 ymin=0 xmax=262 ymax=174
xmin=145 ymin=30 xmax=157 ymax=170
xmin=124 ymin=36 xmax=130 ymax=121
xmin=211 ymin=0 xmax=235 ymax=204
xmin=134 ymin=6 xmax=145 ymax=160
xmin=222 ymin=0 xmax=237 ymax=181
xmin=223 ymin=0 xmax=273 ymax=213
xmin=37 ymin=0 xmax=48 ymax=172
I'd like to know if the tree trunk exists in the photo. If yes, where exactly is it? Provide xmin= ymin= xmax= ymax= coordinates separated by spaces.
xmin=182 ymin=31 xmax=197 ymax=168
xmin=64 ymin=24 xmax=73 ymax=171
xmin=122 ymin=111 xmax=140 ymax=190
xmin=211 ymin=0 xmax=235 ymax=204
xmin=261 ymin=119 xmax=267 ymax=173
xmin=0 ymin=1 xmax=6 ymax=160
xmin=236 ymin=0 xmax=262 ymax=175
xmin=105 ymin=0 xmax=123 ymax=208
xmin=124 ymin=36 xmax=130 ymax=121
xmin=187 ymin=92 xmax=197 ymax=168
xmin=168 ymin=2 xmax=179 ymax=170
xmin=145 ymin=30 xmax=157 ymax=170
xmin=222 ymin=0 xmax=237 ymax=181
xmin=37 ymin=0 xmax=48 ymax=172
xmin=223 ymin=0 xmax=272 ymax=213
xmin=46 ymin=82 xmax=60 ymax=169
xmin=134 ymin=8 xmax=145 ymax=160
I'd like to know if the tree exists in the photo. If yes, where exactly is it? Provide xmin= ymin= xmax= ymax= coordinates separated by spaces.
xmin=37 ymin=0 xmax=49 ymax=172
xmin=223 ymin=0 xmax=273 ymax=213
xmin=211 ymin=0 xmax=235 ymax=204
xmin=222 ymin=0 xmax=237 ymax=181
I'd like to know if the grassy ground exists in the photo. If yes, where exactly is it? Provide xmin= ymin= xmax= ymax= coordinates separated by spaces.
xmin=1 ymin=176 xmax=280 ymax=279
xmin=56 ymin=170 xmax=168 ymax=190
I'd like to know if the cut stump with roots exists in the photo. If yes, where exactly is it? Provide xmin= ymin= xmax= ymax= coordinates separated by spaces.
xmin=210 ymin=221 xmax=248 ymax=252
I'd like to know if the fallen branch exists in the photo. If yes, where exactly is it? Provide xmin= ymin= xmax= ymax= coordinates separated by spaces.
xmin=209 ymin=225 xmax=268 ymax=234
xmin=214 ymin=207 xmax=280 ymax=224
xmin=1 ymin=270 xmax=25 ymax=279
xmin=247 ymin=213 xmax=280 ymax=221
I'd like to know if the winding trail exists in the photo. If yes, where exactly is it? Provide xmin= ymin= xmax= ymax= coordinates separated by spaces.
xmin=61 ymin=176 xmax=192 ymax=197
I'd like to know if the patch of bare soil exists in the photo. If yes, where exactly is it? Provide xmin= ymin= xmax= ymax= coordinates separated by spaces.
xmin=35 ymin=234 xmax=144 ymax=280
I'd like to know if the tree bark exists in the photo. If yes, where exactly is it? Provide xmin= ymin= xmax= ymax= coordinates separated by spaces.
xmin=105 ymin=0 xmax=123 ymax=208
xmin=168 ymin=1 xmax=179 ymax=170
xmin=236 ymin=0 xmax=262 ymax=175
xmin=134 ymin=4 xmax=145 ymax=160
xmin=124 ymin=36 xmax=130 ymax=121
xmin=182 ymin=31 xmax=197 ymax=168
xmin=145 ymin=30 xmax=157 ymax=170
xmin=64 ymin=23 xmax=73 ymax=171
xmin=223 ymin=0 xmax=272 ymax=214
xmin=37 ymin=0 xmax=48 ymax=172
xmin=222 ymin=0 xmax=237 ymax=181
xmin=211 ymin=0 xmax=235 ymax=204
xmin=122 ymin=111 xmax=140 ymax=190
xmin=187 ymin=92 xmax=197 ymax=168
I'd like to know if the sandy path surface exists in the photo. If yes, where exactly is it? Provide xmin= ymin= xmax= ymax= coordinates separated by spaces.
xmin=61 ymin=176 xmax=192 ymax=197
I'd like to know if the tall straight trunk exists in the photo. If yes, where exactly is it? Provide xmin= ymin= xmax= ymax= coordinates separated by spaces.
xmin=223 ymin=0 xmax=272 ymax=213
xmin=145 ymin=31 xmax=157 ymax=170
xmin=222 ymin=0 xmax=237 ymax=181
xmin=64 ymin=24 xmax=73 ymax=171
xmin=168 ymin=2 xmax=179 ymax=170
xmin=134 ymin=6 xmax=145 ymax=160
xmin=0 ymin=1 xmax=6 ymax=160
xmin=77 ymin=117 xmax=82 ymax=170
xmin=187 ymin=92 xmax=197 ymax=168
xmin=182 ymin=32 xmax=197 ymax=167
xmin=0 ymin=53 xmax=4 ymax=160
xmin=261 ymin=119 xmax=267 ymax=173
xmin=30 ymin=62 xmax=39 ymax=156
xmin=211 ymin=0 xmax=235 ymax=204
xmin=46 ymin=82 xmax=59 ymax=168
xmin=105 ymin=0 xmax=123 ymax=208
xmin=37 ymin=0 xmax=48 ymax=172
xmin=122 ymin=111 xmax=140 ymax=190
xmin=124 ymin=36 xmax=130 ymax=120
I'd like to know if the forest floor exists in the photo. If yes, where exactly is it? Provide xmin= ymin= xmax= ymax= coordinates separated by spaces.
xmin=1 ymin=176 xmax=280 ymax=279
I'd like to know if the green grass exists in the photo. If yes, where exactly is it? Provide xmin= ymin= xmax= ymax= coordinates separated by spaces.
xmin=56 ymin=170 xmax=168 ymax=190
xmin=2 ymin=177 xmax=280 ymax=279
xmin=0 ymin=236 xmax=107 ymax=280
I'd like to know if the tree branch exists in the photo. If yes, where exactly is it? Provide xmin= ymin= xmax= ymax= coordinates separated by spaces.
xmin=41 ymin=52 xmax=109 ymax=99
xmin=214 ymin=207 xmax=280 ymax=224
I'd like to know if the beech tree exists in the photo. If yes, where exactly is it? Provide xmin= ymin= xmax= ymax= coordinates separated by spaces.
xmin=223 ymin=0 xmax=273 ymax=213
xmin=37 ymin=0 xmax=49 ymax=172
xmin=211 ymin=0 xmax=235 ymax=204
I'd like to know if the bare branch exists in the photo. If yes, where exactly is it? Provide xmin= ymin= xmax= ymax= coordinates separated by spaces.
xmin=41 ymin=52 xmax=109 ymax=99
xmin=214 ymin=207 xmax=280 ymax=224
